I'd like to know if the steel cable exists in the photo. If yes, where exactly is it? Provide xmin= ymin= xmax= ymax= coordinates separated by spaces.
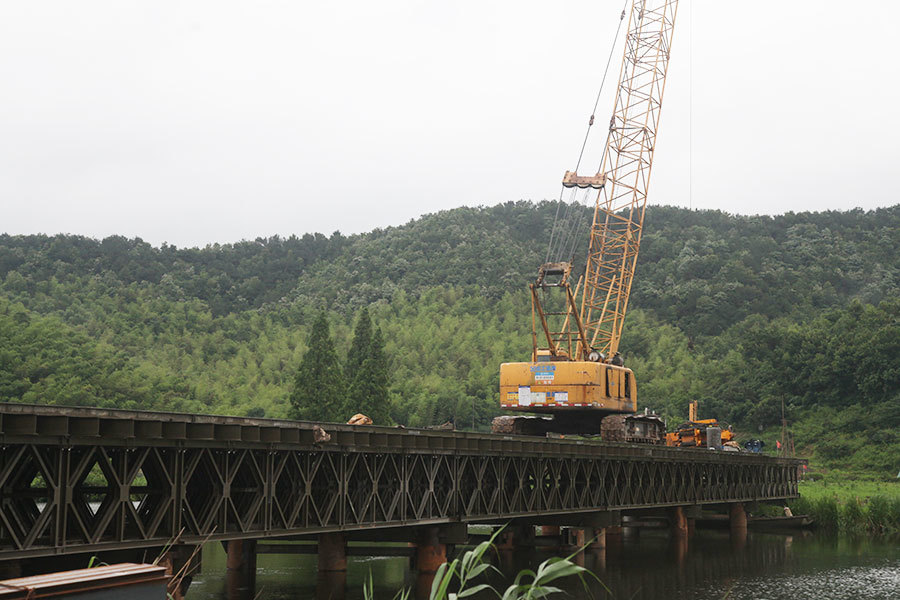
xmin=545 ymin=0 xmax=631 ymax=266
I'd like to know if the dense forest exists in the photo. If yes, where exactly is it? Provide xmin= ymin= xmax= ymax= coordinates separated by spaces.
xmin=1 ymin=202 xmax=898 ymax=477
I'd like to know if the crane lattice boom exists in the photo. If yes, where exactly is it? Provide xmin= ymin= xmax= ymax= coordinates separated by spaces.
xmin=580 ymin=0 xmax=679 ymax=358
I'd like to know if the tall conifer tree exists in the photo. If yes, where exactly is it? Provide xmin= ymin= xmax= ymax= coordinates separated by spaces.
xmin=290 ymin=312 xmax=345 ymax=421
xmin=345 ymin=307 xmax=372 ymax=384
xmin=346 ymin=311 xmax=391 ymax=424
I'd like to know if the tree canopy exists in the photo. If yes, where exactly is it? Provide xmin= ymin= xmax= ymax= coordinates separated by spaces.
xmin=1 ymin=202 xmax=898 ymax=476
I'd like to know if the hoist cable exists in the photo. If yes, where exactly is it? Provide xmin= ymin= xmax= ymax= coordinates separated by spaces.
xmin=573 ymin=0 xmax=630 ymax=174
xmin=546 ymin=0 xmax=631 ymax=265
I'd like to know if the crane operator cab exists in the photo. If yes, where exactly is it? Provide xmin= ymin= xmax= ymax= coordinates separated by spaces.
xmin=500 ymin=354 xmax=636 ymax=414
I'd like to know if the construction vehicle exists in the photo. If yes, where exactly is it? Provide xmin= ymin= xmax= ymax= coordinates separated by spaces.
xmin=493 ymin=0 xmax=679 ymax=441
xmin=665 ymin=401 xmax=736 ymax=448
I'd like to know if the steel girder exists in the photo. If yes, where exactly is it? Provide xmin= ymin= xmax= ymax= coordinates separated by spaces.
xmin=0 ymin=445 xmax=800 ymax=561
xmin=0 ymin=405 xmax=802 ymax=560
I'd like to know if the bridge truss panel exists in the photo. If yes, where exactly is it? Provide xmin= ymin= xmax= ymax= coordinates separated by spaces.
xmin=0 ymin=405 xmax=802 ymax=560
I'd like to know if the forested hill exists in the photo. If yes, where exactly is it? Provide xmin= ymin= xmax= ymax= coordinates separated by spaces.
xmin=1 ymin=203 xmax=899 ymax=477
xmin=3 ymin=203 xmax=897 ymax=337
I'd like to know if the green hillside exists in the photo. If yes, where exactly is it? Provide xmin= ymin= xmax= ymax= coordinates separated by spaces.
xmin=1 ymin=203 xmax=898 ymax=478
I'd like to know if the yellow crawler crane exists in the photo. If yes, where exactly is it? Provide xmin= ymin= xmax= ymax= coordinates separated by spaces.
xmin=494 ymin=0 xmax=679 ymax=440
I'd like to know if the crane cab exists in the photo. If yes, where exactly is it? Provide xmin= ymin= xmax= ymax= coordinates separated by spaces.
xmin=499 ymin=359 xmax=636 ymax=415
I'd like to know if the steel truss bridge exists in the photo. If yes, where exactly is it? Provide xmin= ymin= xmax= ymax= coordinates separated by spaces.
xmin=0 ymin=404 xmax=802 ymax=561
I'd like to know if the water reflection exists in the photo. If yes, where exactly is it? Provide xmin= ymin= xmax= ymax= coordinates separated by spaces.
xmin=187 ymin=532 xmax=900 ymax=600
xmin=316 ymin=571 xmax=346 ymax=600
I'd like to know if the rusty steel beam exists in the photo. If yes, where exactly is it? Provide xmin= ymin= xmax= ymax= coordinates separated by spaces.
xmin=0 ymin=404 xmax=803 ymax=561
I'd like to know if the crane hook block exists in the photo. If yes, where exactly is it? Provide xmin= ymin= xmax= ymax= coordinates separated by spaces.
xmin=562 ymin=171 xmax=606 ymax=189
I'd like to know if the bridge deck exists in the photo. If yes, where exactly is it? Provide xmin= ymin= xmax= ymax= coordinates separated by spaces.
xmin=0 ymin=404 xmax=802 ymax=560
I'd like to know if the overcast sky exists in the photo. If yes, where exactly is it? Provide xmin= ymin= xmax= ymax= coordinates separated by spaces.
xmin=1 ymin=1 xmax=898 ymax=248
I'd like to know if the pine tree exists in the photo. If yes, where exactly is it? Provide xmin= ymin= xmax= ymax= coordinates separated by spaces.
xmin=290 ymin=312 xmax=345 ymax=422
xmin=347 ymin=319 xmax=391 ymax=425
xmin=345 ymin=307 xmax=373 ymax=384
xmin=368 ymin=327 xmax=391 ymax=422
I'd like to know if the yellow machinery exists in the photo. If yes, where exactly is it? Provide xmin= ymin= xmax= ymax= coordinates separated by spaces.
xmin=494 ymin=0 xmax=679 ymax=440
xmin=665 ymin=401 xmax=736 ymax=447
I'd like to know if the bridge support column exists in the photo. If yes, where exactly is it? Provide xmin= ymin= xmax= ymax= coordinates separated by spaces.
xmin=415 ymin=572 xmax=437 ymax=600
xmin=683 ymin=504 xmax=701 ymax=538
xmin=605 ymin=525 xmax=623 ymax=543
xmin=226 ymin=539 xmax=257 ymax=599
xmin=495 ymin=524 xmax=533 ymax=551
xmin=567 ymin=527 xmax=604 ymax=551
xmin=161 ymin=544 xmax=200 ymax=600
xmin=604 ymin=526 xmax=624 ymax=554
xmin=590 ymin=528 xmax=607 ymax=573
xmin=316 ymin=572 xmax=347 ymax=600
xmin=567 ymin=527 xmax=586 ymax=551
xmin=567 ymin=528 xmax=587 ymax=566
xmin=729 ymin=503 xmax=748 ymax=548
xmin=589 ymin=528 xmax=606 ymax=550
xmin=413 ymin=526 xmax=446 ymax=574
xmin=669 ymin=506 xmax=688 ymax=539
xmin=729 ymin=502 xmax=747 ymax=535
xmin=318 ymin=533 xmax=347 ymax=572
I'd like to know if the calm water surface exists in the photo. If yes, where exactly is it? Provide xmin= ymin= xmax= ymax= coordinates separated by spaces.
xmin=187 ymin=531 xmax=899 ymax=600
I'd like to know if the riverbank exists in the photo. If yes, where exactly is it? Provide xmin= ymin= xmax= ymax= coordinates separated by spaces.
xmin=791 ymin=479 xmax=900 ymax=534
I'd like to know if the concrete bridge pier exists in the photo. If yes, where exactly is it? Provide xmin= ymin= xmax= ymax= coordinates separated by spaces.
xmin=494 ymin=524 xmax=534 ymax=551
xmin=566 ymin=527 xmax=602 ymax=567
xmin=315 ymin=533 xmax=349 ymax=600
xmin=415 ymin=572 xmax=436 ymax=600
xmin=225 ymin=539 xmax=257 ymax=600
xmin=729 ymin=502 xmax=748 ymax=534
xmin=317 ymin=571 xmax=347 ymax=600
xmin=317 ymin=533 xmax=348 ymax=572
xmin=569 ymin=527 xmax=586 ymax=549
xmin=729 ymin=502 xmax=748 ymax=548
xmin=589 ymin=528 xmax=606 ymax=550
xmin=570 ymin=532 xmax=586 ymax=566
xmin=669 ymin=506 xmax=688 ymax=539
xmin=161 ymin=544 xmax=200 ymax=600
xmin=566 ymin=526 xmax=605 ymax=551
xmin=412 ymin=526 xmax=447 ymax=574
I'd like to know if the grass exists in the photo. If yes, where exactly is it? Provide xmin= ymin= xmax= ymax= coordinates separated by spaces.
xmin=791 ymin=479 xmax=900 ymax=534
xmin=798 ymin=479 xmax=900 ymax=500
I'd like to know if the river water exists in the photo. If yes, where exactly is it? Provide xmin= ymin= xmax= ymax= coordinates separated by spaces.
xmin=187 ymin=530 xmax=900 ymax=600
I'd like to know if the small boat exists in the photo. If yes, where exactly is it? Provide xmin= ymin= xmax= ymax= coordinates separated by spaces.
xmin=747 ymin=514 xmax=815 ymax=529
xmin=694 ymin=514 xmax=814 ymax=530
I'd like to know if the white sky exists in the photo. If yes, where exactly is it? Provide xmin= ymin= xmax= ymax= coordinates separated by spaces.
xmin=1 ymin=1 xmax=898 ymax=248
